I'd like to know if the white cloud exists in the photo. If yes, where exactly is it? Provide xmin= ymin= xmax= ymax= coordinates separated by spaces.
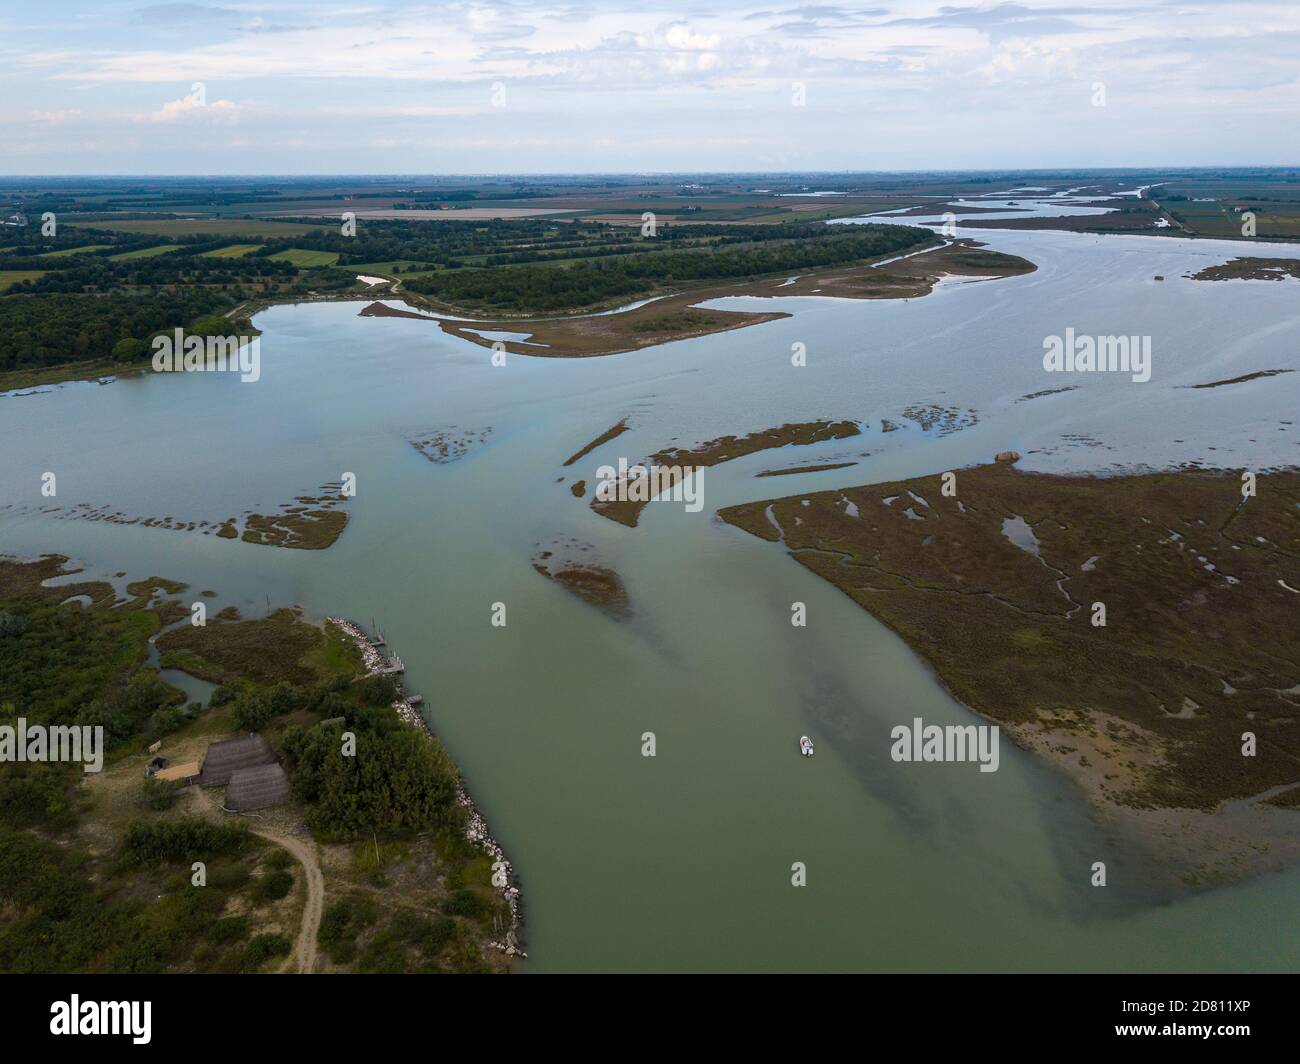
xmin=664 ymin=23 xmax=723 ymax=50
xmin=147 ymin=94 xmax=239 ymax=122
xmin=2 ymin=2 xmax=1298 ymax=170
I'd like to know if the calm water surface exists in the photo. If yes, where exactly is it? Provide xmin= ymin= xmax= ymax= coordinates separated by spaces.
xmin=3 ymin=221 xmax=1299 ymax=971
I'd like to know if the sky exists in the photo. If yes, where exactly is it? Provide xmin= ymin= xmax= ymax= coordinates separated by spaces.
xmin=1 ymin=1 xmax=1297 ymax=174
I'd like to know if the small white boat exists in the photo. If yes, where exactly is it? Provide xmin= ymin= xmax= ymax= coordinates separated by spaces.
xmin=799 ymin=735 xmax=815 ymax=757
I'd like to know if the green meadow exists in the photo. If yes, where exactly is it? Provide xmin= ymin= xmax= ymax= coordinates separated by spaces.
xmin=203 ymin=244 xmax=265 ymax=259
xmin=109 ymin=244 xmax=184 ymax=261
xmin=269 ymin=248 xmax=341 ymax=267
xmin=38 ymin=244 xmax=112 ymax=258
xmin=0 ymin=270 xmax=46 ymax=291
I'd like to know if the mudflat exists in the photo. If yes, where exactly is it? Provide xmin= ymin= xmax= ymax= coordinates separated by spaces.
xmin=720 ymin=464 xmax=1300 ymax=881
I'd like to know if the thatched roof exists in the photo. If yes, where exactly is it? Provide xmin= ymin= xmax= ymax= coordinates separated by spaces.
xmin=200 ymin=734 xmax=275 ymax=787
xmin=226 ymin=763 xmax=290 ymax=811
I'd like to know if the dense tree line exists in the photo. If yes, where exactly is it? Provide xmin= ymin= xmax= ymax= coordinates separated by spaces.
xmin=1 ymin=229 xmax=253 ymax=258
xmin=257 ymin=217 xmax=864 ymax=271
xmin=405 ymin=224 xmax=931 ymax=311
xmin=0 ymin=290 xmax=237 ymax=371
xmin=10 ymin=255 xmax=293 ymax=295
xmin=280 ymin=710 xmax=462 ymax=840
xmin=0 ymin=216 xmax=927 ymax=374
xmin=121 ymin=818 xmax=249 ymax=865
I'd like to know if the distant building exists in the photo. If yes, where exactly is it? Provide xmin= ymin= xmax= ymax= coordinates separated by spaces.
xmin=2 ymin=212 xmax=27 ymax=227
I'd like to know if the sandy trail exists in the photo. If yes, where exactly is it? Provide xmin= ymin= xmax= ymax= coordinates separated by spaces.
xmin=191 ymin=784 xmax=324 ymax=974
xmin=253 ymin=828 xmax=324 ymax=974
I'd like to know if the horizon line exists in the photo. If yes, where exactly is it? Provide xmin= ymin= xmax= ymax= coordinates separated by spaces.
xmin=2 ymin=164 xmax=1299 ymax=181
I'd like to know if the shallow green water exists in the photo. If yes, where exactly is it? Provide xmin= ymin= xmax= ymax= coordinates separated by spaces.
xmin=3 ymin=226 xmax=1300 ymax=971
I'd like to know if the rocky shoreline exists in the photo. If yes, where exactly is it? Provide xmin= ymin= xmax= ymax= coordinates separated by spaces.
xmin=328 ymin=616 xmax=526 ymax=958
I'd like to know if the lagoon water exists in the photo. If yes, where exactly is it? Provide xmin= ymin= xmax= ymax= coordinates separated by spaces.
xmin=3 ymin=216 xmax=1300 ymax=971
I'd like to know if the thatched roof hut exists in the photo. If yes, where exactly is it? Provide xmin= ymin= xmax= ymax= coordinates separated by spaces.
xmin=225 ymin=763 xmax=290 ymax=811
xmin=200 ymin=734 xmax=275 ymax=787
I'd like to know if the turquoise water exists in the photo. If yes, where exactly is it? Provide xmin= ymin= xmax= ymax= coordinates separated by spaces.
xmin=2 ymin=223 xmax=1299 ymax=971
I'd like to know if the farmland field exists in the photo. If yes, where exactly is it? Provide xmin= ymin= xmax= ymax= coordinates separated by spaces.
xmin=37 ymin=244 xmax=112 ymax=257
xmin=269 ymin=248 xmax=341 ymax=267
xmin=108 ymin=244 xmax=184 ymax=261
xmin=0 ymin=270 xmax=46 ymax=290
xmin=1149 ymin=177 xmax=1300 ymax=238
xmin=202 ymin=244 xmax=265 ymax=259
xmin=78 ymin=217 xmax=325 ymax=237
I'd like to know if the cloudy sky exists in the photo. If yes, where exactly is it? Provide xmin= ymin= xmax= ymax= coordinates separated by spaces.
xmin=2 ymin=1 xmax=1297 ymax=173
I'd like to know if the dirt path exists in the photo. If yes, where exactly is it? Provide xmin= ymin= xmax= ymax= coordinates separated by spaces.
xmin=253 ymin=827 xmax=324 ymax=974
xmin=190 ymin=784 xmax=324 ymax=974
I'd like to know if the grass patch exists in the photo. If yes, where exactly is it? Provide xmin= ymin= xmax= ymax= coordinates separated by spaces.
xmin=108 ymin=244 xmax=183 ymax=261
xmin=155 ymin=608 xmax=347 ymax=687
xmin=240 ymin=509 xmax=348 ymax=550
xmin=201 ymin=243 xmax=263 ymax=259
xmin=629 ymin=310 xmax=722 ymax=333
xmin=36 ymin=244 xmax=112 ymax=258
xmin=269 ymin=248 xmax=340 ymax=268
xmin=0 ymin=270 xmax=47 ymax=291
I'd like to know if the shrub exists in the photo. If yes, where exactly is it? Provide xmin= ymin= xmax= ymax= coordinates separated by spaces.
xmin=208 ymin=916 xmax=249 ymax=945
xmin=140 ymin=775 xmax=179 ymax=812
xmin=265 ymin=847 xmax=294 ymax=871
xmin=206 ymin=857 xmax=250 ymax=891
xmin=0 ymin=762 xmax=78 ymax=831
xmin=253 ymin=868 xmax=294 ymax=902
xmin=329 ymin=938 xmax=357 ymax=964
xmin=445 ymin=888 xmax=490 ymax=920
xmin=110 ymin=337 xmax=148 ymax=362
xmin=419 ymin=916 xmax=456 ymax=957
xmin=356 ymin=673 xmax=398 ymax=705
xmin=241 ymin=932 xmax=291 ymax=971
xmin=121 ymin=817 xmax=248 ymax=865
xmin=148 ymin=704 xmax=189 ymax=737
xmin=0 ymin=611 xmax=28 ymax=637
xmin=318 ymin=895 xmax=380 ymax=961
xmin=232 ymin=691 xmax=275 ymax=731
xmin=233 ymin=681 xmax=305 ymax=731
xmin=209 ymin=683 xmax=241 ymax=708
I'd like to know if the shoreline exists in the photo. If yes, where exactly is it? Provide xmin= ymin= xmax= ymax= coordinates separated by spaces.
xmin=327 ymin=617 xmax=526 ymax=959
xmin=0 ymin=234 xmax=1048 ymax=390
xmin=4 ymin=237 xmax=972 ymax=389
xmin=719 ymin=461 xmax=1300 ymax=888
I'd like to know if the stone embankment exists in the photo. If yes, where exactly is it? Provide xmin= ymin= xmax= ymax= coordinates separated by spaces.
xmin=328 ymin=617 xmax=525 ymax=958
